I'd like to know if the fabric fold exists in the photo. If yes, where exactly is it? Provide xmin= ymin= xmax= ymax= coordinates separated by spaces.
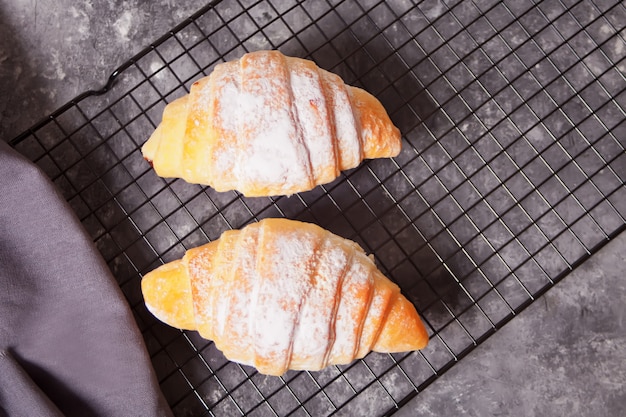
xmin=0 ymin=350 xmax=64 ymax=417
xmin=0 ymin=140 xmax=173 ymax=417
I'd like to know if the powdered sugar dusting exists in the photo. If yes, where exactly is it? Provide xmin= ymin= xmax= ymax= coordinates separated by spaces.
xmin=321 ymin=71 xmax=362 ymax=169
xmin=328 ymin=255 xmax=374 ymax=363
xmin=212 ymin=234 xmax=239 ymax=340
xmin=288 ymin=59 xmax=336 ymax=183
xmin=218 ymin=228 xmax=260 ymax=362
xmin=180 ymin=51 xmax=373 ymax=195
xmin=253 ymin=221 xmax=318 ymax=374
xmin=237 ymin=52 xmax=311 ymax=195
xmin=186 ymin=245 xmax=219 ymax=340
xmin=206 ymin=61 xmax=240 ymax=189
xmin=185 ymin=219 xmax=395 ymax=375
xmin=356 ymin=271 xmax=393 ymax=358
xmin=290 ymin=236 xmax=350 ymax=370
xmin=210 ymin=68 xmax=239 ymax=134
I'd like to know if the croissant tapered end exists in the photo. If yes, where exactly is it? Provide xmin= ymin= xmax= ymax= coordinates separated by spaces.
xmin=373 ymin=293 xmax=429 ymax=353
xmin=349 ymin=86 xmax=402 ymax=160
xmin=141 ymin=96 xmax=189 ymax=179
xmin=141 ymin=50 xmax=402 ymax=197
xmin=141 ymin=258 xmax=197 ymax=331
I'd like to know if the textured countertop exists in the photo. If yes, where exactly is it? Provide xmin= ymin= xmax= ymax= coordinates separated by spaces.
xmin=2 ymin=1 xmax=624 ymax=415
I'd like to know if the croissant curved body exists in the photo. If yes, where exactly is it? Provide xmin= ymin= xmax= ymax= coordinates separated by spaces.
xmin=141 ymin=218 xmax=428 ymax=376
xmin=141 ymin=50 xmax=401 ymax=197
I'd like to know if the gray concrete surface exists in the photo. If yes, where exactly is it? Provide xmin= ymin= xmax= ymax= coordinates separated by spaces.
xmin=1 ymin=1 xmax=624 ymax=416
xmin=0 ymin=0 xmax=208 ymax=140
xmin=395 ymin=231 xmax=626 ymax=416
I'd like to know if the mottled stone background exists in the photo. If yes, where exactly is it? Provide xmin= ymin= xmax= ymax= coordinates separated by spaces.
xmin=0 ymin=0 xmax=207 ymax=141
xmin=1 ymin=0 xmax=625 ymax=416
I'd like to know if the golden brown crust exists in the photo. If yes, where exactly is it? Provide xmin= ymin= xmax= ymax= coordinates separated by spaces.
xmin=141 ymin=218 xmax=428 ymax=376
xmin=349 ymin=86 xmax=403 ymax=159
xmin=141 ymin=50 xmax=401 ymax=197
xmin=140 ymin=257 xmax=196 ymax=331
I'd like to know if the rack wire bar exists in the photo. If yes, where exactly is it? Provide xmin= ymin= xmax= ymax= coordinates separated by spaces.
xmin=10 ymin=0 xmax=626 ymax=415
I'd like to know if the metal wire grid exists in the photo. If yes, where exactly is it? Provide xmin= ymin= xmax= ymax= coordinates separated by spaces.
xmin=10 ymin=0 xmax=626 ymax=415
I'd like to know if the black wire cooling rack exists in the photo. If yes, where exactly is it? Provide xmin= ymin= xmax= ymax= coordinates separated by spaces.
xmin=10 ymin=0 xmax=626 ymax=415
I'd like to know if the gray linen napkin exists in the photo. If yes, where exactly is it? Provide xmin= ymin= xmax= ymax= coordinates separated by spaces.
xmin=0 ymin=140 xmax=173 ymax=417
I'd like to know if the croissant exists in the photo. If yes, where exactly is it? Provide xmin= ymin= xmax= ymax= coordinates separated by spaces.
xmin=141 ymin=218 xmax=428 ymax=376
xmin=141 ymin=50 xmax=401 ymax=197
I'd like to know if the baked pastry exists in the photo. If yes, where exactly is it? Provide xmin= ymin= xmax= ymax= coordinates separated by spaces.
xmin=141 ymin=50 xmax=401 ymax=197
xmin=141 ymin=218 xmax=428 ymax=376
